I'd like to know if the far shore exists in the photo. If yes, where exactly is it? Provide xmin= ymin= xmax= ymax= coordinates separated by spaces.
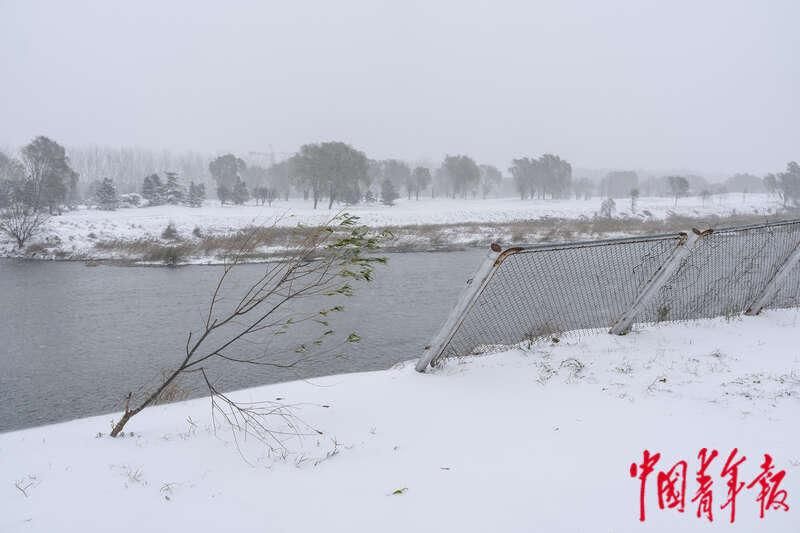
xmin=2 ymin=203 xmax=795 ymax=266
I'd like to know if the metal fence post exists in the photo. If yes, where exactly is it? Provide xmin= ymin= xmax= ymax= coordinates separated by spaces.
xmin=415 ymin=244 xmax=504 ymax=372
xmin=609 ymin=230 xmax=707 ymax=335
xmin=745 ymin=241 xmax=800 ymax=315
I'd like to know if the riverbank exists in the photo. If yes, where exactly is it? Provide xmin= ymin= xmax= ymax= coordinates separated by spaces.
xmin=1 ymin=309 xmax=798 ymax=532
xmin=1 ymin=194 xmax=790 ymax=264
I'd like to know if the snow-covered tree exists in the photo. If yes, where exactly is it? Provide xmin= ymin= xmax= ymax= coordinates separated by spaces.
xmin=141 ymin=174 xmax=163 ymax=205
xmin=162 ymin=172 xmax=184 ymax=205
xmin=186 ymin=182 xmax=206 ymax=208
xmin=0 ymin=200 xmax=50 ymax=248
xmin=232 ymin=178 xmax=249 ymax=205
xmin=380 ymin=178 xmax=399 ymax=206
xmin=95 ymin=178 xmax=118 ymax=210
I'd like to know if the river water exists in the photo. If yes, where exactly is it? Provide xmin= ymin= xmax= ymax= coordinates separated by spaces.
xmin=0 ymin=250 xmax=484 ymax=432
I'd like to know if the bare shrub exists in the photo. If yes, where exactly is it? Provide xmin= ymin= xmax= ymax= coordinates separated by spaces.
xmin=143 ymin=244 xmax=193 ymax=265
xmin=0 ymin=200 xmax=50 ymax=248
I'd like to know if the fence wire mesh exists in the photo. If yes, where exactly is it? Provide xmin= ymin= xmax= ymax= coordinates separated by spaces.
xmin=771 ymin=261 xmax=800 ymax=309
xmin=642 ymin=220 xmax=800 ymax=322
xmin=425 ymin=219 xmax=800 ymax=368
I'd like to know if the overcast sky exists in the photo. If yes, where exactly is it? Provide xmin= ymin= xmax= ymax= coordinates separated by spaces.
xmin=1 ymin=0 xmax=798 ymax=175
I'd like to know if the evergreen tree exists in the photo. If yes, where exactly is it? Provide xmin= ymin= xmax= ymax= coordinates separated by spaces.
xmin=380 ymin=178 xmax=399 ymax=206
xmin=162 ymin=172 xmax=184 ymax=205
xmin=232 ymin=178 xmax=249 ymax=205
xmin=141 ymin=174 xmax=163 ymax=204
xmin=95 ymin=178 xmax=118 ymax=210
xmin=186 ymin=182 xmax=206 ymax=207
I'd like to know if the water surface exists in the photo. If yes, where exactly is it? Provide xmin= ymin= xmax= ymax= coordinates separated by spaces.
xmin=0 ymin=250 xmax=484 ymax=432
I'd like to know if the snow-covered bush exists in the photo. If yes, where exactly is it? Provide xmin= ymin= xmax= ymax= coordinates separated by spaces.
xmin=119 ymin=193 xmax=142 ymax=208
xmin=161 ymin=222 xmax=179 ymax=240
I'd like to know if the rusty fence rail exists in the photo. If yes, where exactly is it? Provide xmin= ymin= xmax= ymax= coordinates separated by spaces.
xmin=415 ymin=219 xmax=800 ymax=372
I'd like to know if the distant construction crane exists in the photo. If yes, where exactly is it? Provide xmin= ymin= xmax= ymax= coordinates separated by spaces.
xmin=248 ymin=145 xmax=294 ymax=166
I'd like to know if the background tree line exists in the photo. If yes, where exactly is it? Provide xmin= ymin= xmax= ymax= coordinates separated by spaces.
xmin=3 ymin=135 xmax=800 ymax=223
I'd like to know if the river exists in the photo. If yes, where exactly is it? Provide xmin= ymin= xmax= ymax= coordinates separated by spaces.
xmin=0 ymin=250 xmax=484 ymax=432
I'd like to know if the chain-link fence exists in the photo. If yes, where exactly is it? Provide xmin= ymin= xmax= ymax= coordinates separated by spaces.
xmin=416 ymin=219 xmax=800 ymax=371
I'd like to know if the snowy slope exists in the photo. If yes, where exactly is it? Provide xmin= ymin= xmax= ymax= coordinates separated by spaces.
xmin=1 ymin=310 xmax=798 ymax=532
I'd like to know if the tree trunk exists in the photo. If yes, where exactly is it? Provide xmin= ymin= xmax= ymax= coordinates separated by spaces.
xmin=110 ymin=410 xmax=135 ymax=437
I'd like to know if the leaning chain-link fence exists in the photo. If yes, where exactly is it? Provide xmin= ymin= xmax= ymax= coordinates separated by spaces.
xmin=417 ymin=219 xmax=800 ymax=371
xmin=642 ymin=220 xmax=800 ymax=322
xmin=771 ymin=260 xmax=800 ymax=309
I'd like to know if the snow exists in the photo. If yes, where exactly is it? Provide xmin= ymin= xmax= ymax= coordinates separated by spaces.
xmin=0 ymin=193 xmax=784 ymax=260
xmin=1 ymin=310 xmax=798 ymax=532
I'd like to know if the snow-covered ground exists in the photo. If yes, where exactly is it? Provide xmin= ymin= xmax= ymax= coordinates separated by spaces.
xmin=2 ymin=310 xmax=798 ymax=532
xmin=0 ymin=193 xmax=784 ymax=260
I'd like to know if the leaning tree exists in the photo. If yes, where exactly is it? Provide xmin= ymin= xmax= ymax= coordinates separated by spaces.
xmin=109 ymin=214 xmax=389 ymax=448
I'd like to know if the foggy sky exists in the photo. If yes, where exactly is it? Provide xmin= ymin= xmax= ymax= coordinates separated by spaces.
xmin=1 ymin=0 xmax=798 ymax=175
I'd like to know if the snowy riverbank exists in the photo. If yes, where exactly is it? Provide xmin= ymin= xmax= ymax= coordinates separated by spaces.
xmin=2 ymin=309 xmax=798 ymax=532
xmin=1 ymin=193 xmax=787 ymax=263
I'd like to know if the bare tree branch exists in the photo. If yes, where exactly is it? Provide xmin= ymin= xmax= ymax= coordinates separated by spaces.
xmin=109 ymin=213 xmax=390 ymax=447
